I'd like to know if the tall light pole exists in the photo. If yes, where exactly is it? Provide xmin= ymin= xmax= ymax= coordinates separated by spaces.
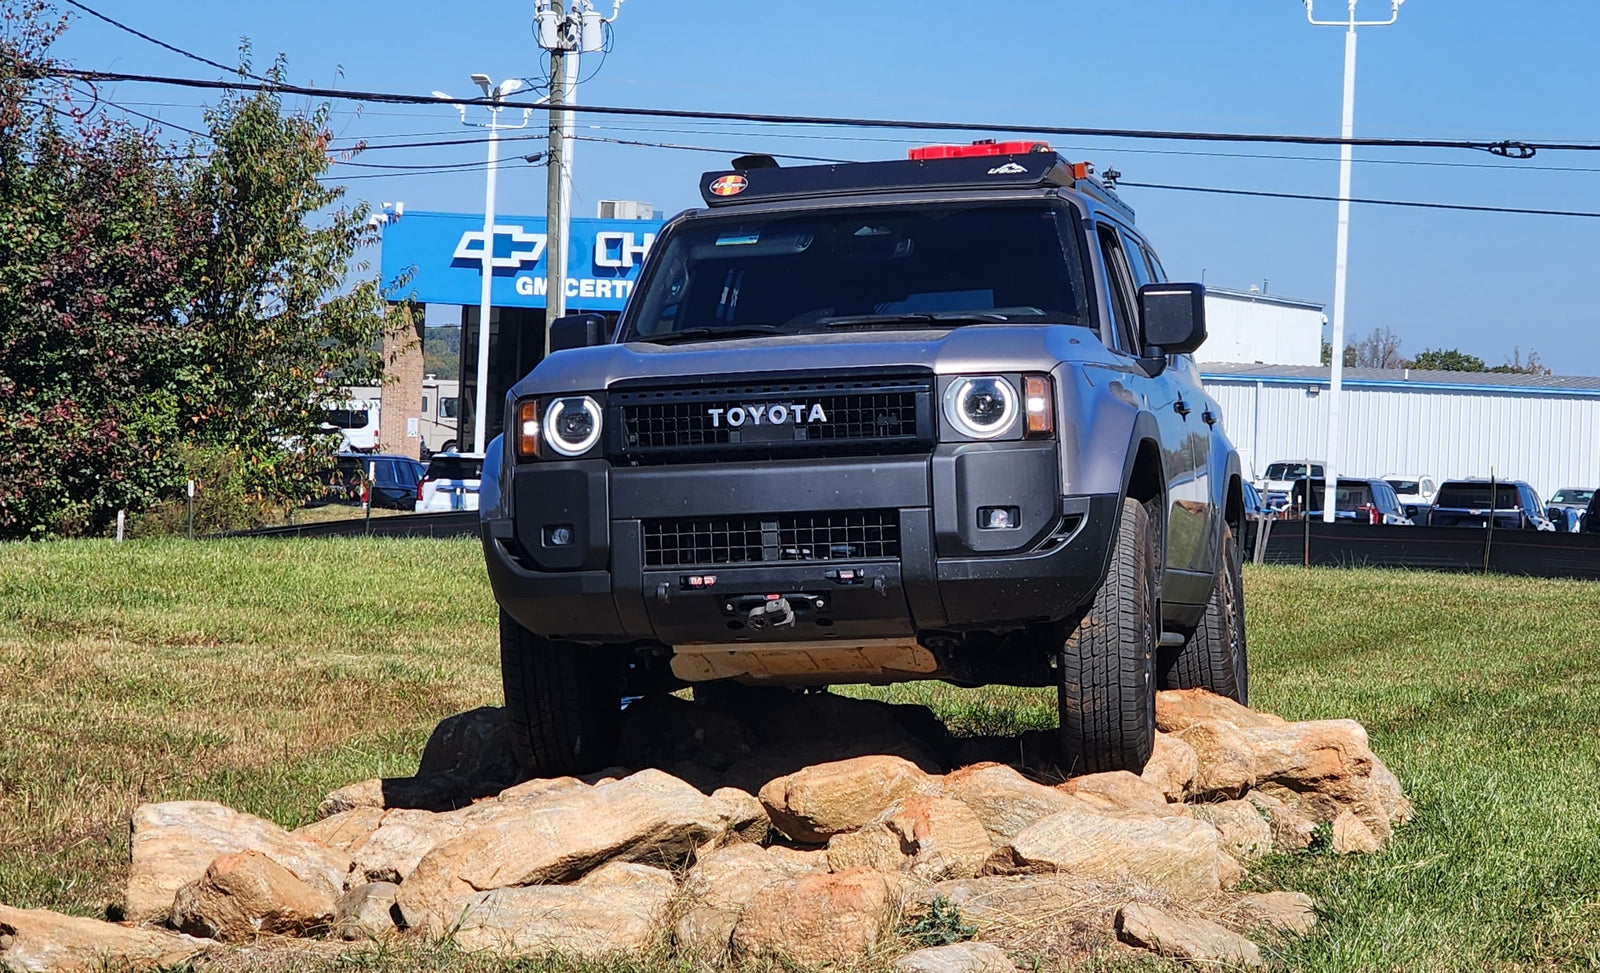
xmin=434 ymin=77 xmax=534 ymax=455
xmin=1304 ymin=0 xmax=1404 ymax=522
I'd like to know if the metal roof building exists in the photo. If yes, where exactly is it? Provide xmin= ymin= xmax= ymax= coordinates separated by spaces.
xmin=1199 ymin=288 xmax=1326 ymax=367
xmin=1200 ymin=363 xmax=1600 ymax=500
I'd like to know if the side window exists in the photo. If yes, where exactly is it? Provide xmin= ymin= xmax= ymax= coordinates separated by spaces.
xmin=422 ymin=395 xmax=430 ymax=414
xmin=1142 ymin=246 xmax=1167 ymax=283
xmin=1095 ymin=224 xmax=1140 ymax=354
xmin=1120 ymin=231 xmax=1153 ymax=289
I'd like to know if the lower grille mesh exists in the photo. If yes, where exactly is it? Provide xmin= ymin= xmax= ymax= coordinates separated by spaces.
xmin=642 ymin=510 xmax=900 ymax=568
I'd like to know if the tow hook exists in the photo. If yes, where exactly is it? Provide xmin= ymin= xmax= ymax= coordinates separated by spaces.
xmin=747 ymin=598 xmax=797 ymax=629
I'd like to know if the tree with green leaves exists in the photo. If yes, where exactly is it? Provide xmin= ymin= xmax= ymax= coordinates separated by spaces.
xmin=1411 ymin=348 xmax=1488 ymax=372
xmin=0 ymin=3 xmax=398 ymax=538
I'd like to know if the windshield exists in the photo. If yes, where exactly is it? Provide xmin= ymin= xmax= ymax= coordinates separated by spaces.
xmin=1551 ymin=489 xmax=1593 ymax=504
xmin=1435 ymin=483 xmax=1522 ymax=509
xmin=424 ymin=457 xmax=483 ymax=481
xmin=1266 ymin=462 xmax=1324 ymax=480
xmin=323 ymin=408 xmax=371 ymax=430
xmin=1297 ymin=479 xmax=1376 ymax=511
xmin=621 ymin=202 xmax=1089 ymax=341
xmin=1386 ymin=479 xmax=1421 ymax=495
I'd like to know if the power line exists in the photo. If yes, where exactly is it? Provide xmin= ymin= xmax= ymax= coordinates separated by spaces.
xmin=1119 ymin=181 xmax=1600 ymax=220
xmin=48 ymin=67 xmax=1595 ymax=158
xmin=57 ymin=0 xmax=263 ymax=81
xmin=573 ymin=134 xmax=850 ymax=164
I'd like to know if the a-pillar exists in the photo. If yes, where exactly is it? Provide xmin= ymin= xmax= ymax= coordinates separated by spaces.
xmin=380 ymin=303 xmax=425 ymax=461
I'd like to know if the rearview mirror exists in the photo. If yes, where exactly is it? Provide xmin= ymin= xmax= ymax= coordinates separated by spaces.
xmin=1139 ymin=283 xmax=1207 ymax=355
xmin=549 ymin=313 xmax=609 ymax=353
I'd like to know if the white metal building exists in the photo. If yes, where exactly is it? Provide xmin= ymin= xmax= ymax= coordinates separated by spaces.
xmin=1199 ymin=287 xmax=1326 ymax=367
xmin=1201 ymin=363 xmax=1600 ymax=500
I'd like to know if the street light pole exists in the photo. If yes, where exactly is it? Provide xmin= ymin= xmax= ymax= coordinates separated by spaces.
xmin=435 ymin=78 xmax=534 ymax=455
xmin=1304 ymin=0 xmax=1404 ymax=523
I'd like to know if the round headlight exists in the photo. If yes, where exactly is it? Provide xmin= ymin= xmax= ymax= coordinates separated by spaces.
xmin=943 ymin=376 xmax=1017 ymax=439
xmin=544 ymin=396 xmax=603 ymax=456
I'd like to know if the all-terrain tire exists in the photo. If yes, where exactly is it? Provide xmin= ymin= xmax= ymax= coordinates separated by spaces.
xmin=1161 ymin=526 xmax=1249 ymax=704
xmin=500 ymin=610 xmax=623 ymax=778
xmin=1056 ymin=496 xmax=1158 ymax=774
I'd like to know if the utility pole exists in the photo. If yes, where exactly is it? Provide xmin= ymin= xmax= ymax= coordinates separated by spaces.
xmin=536 ymin=0 xmax=624 ymax=353
xmin=542 ymin=1 xmax=568 ymax=344
xmin=1304 ymin=0 xmax=1405 ymax=523
xmin=434 ymin=77 xmax=534 ymax=454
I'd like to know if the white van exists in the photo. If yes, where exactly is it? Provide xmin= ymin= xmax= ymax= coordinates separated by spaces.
xmin=320 ymin=398 xmax=381 ymax=453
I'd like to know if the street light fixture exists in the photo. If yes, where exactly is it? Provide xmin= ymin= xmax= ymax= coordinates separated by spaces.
xmin=433 ymin=77 xmax=543 ymax=455
xmin=1303 ymin=0 xmax=1406 ymax=523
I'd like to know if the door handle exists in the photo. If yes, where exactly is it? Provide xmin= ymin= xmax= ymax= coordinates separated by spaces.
xmin=1173 ymin=400 xmax=1191 ymax=418
xmin=1202 ymin=410 xmax=1218 ymax=426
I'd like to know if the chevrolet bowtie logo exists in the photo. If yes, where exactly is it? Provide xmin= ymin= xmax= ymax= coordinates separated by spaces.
xmin=452 ymin=224 xmax=549 ymax=270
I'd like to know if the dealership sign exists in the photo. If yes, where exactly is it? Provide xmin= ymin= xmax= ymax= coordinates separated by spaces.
xmin=379 ymin=210 xmax=663 ymax=311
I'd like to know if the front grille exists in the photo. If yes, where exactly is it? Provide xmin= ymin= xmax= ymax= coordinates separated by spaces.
xmin=611 ymin=373 xmax=933 ymax=462
xmin=642 ymin=510 xmax=900 ymax=568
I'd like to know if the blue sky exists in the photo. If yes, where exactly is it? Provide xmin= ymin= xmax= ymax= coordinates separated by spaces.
xmin=50 ymin=0 xmax=1600 ymax=373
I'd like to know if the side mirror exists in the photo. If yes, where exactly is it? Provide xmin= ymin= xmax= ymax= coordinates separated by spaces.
xmin=1139 ymin=282 xmax=1207 ymax=355
xmin=549 ymin=313 xmax=609 ymax=353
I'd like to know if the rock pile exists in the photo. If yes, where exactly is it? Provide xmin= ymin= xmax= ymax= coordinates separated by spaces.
xmin=0 ymin=689 xmax=1412 ymax=973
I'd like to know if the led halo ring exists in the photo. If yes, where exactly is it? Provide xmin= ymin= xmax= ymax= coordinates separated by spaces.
xmin=543 ymin=396 xmax=603 ymax=456
xmin=942 ymin=376 xmax=1018 ymax=439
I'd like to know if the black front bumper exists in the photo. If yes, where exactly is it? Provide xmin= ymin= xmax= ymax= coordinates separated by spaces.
xmin=483 ymin=447 xmax=1118 ymax=644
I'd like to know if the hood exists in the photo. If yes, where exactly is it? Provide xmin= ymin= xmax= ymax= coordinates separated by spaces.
xmin=510 ymin=324 xmax=1113 ymax=396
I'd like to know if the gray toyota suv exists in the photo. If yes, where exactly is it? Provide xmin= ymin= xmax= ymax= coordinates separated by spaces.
xmin=480 ymin=141 xmax=1248 ymax=778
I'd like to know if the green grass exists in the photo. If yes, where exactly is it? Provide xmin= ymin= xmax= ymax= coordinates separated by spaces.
xmin=2 ymin=540 xmax=1598 ymax=970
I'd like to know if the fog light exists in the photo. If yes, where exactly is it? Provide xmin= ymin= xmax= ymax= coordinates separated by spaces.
xmin=545 ymin=525 xmax=574 ymax=546
xmin=979 ymin=506 xmax=1020 ymax=530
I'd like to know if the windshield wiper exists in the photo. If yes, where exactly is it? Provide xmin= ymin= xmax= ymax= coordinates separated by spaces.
xmin=631 ymin=325 xmax=786 ymax=345
xmin=820 ymin=312 xmax=1011 ymax=329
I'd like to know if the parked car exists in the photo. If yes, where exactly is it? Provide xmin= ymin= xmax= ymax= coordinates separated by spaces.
xmin=1548 ymin=487 xmax=1593 ymax=531
xmin=328 ymin=453 xmax=423 ymax=511
xmin=417 ymin=452 xmax=484 ymax=511
xmin=1242 ymin=480 xmax=1267 ymax=521
xmin=1382 ymin=474 xmax=1438 ymax=521
xmin=1425 ymin=479 xmax=1553 ymax=531
xmin=1258 ymin=461 xmax=1324 ymax=511
xmin=1584 ymin=492 xmax=1600 ymax=534
xmin=1290 ymin=477 xmax=1413 ymax=525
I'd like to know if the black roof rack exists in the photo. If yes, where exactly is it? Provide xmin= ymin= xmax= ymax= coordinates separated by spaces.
xmin=698 ymin=151 xmax=1135 ymax=221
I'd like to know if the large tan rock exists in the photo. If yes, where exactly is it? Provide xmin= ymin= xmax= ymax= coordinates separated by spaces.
xmin=826 ymin=795 xmax=992 ymax=882
xmin=293 ymin=806 xmax=386 ymax=855
xmin=894 ymin=941 xmax=1015 ymax=973
xmin=170 ymin=850 xmax=335 ymax=941
xmin=0 ymin=904 xmax=210 ymax=973
xmin=931 ymin=874 xmax=1118 ymax=957
xmin=125 ymin=801 xmax=351 ymax=923
xmin=987 ymin=804 xmax=1231 ymax=898
xmin=939 ymin=763 xmax=1083 ymax=844
xmin=709 ymin=786 xmax=770 ymax=844
xmin=731 ymin=867 xmax=893 ymax=965
xmin=1244 ymin=791 xmax=1318 ymax=853
xmin=1232 ymin=891 xmax=1317 ymax=936
xmin=1116 ymin=902 xmax=1263 ymax=969
xmin=1173 ymin=720 xmax=1256 ymax=799
xmin=397 ymin=769 xmax=720 ymax=935
xmin=1237 ymin=719 xmax=1373 ymax=789
xmin=1139 ymin=732 xmax=1198 ymax=803
xmin=1369 ymin=753 xmax=1415 ymax=825
xmin=675 ymin=843 xmax=816 ymax=961
xmin=1189 ymin=800 xmax=1273 ymax=862
xmin=1061 ymin=771 xmax=1175 ymax=816
xmin=1155 ymin=689 xmax=1285 ymax=732
xmin=450 ymin=862 xmax=676 ymax=958
xmin=758 ymin=754 xmax=933 ymax=843
xmin=1331 ymin=809 xmax=1383 ymax=854
xmin=332 ymin=882 xmax=400 ymax=942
